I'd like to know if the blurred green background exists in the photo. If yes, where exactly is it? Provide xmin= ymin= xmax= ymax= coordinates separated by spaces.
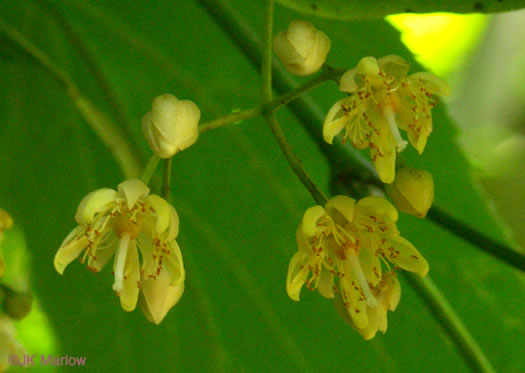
xmin=0 ymin=0 xmax=524 ymax=372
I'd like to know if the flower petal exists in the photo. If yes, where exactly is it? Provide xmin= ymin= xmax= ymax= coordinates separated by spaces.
xmin=387 ymin=236 xmax=429 ymax=276
xmin=139 ymin=268 xmax=184 ymax=324
xmin=339 ymin=69 xmax=358 ymax=93
xmin=118 ymin=179 xmax=150 ymax=209
xmin=166 ymin=205 xmax=180 ymax=241
xmin=339 ymin=272 xmax=368 ymax=329
xmin=301 ymin=205 xmax=325 ymax=238
xmin=75 ymin=188 xmax=117 ymax=225
xmin=409 ymin=72 xmax=450 ymax=96
xmin=357 ymin=56 xmax=379 ymax=76
xmin=164 ymin=240 xmax=185 ymax=285
xmin=317 ymin=266 xmax=334 ymax=299
xmin=371 ymin=130 xmax=396 ymax=184
xmin=325 ymin=195 xmax=356 ymax=226
xmin=355 ymin=196 xmax=398 ymax=224
xmin=286 ymin=252 xmax=310 ymax=301
xmin=88 ymin=233 xmax=118 ymax=271
xmin=54 ymin=226 xmax=88 ymax=274
xmin=323 ymin=98 xmax=348 ymax=144
xmin=147 ymin=195 xmax=171 ymax=235
xmin=359 ymin=247 xmax=382 ymax=287
xmin=378 ymin=55 xmax=410 ymax=82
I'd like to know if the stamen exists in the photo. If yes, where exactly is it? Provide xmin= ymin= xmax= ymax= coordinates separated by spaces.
xmin=113 ymin=232 xmax=131 ymax=293
xmin=348 ymin=252 xmax=378 ymax=307
xmin=383 ymin=106 xmax=408 ymax=152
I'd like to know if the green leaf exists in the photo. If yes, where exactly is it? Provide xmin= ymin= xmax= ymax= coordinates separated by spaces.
xmin=0 ymin=0 xmax=522 ymax=372
xmin=275 ymin=0 xmax=525 ymax=20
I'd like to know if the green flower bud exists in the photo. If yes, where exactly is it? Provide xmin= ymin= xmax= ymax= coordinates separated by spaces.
xmin=385 ymin=167 xmax=434 ymax=218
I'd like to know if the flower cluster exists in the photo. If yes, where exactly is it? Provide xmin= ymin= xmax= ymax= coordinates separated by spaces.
xmin=323 ymin=56 xmax=449 ymax=183
xmin=287 ymin=195 xmax=428 ymax=339
xmin=54 ymin=179 xmax=184 ymax=323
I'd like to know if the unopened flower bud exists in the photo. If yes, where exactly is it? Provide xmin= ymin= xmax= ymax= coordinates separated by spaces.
xmin=273 ymin=20 xmax=330 ymax=76
xmin=3 ymin=291 xmax=33 ymax=320
xmin=142 ymin=94 xmax=200 ymax=158
xmin=385 ymin=167 xmax=434 ymax=218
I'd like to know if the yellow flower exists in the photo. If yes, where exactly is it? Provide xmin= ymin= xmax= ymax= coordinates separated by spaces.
xmin=286 ymin=195 xmax=427 ymax=337
xmin=385 ymin=167 xmax=434 ymax=218
xmin=0 ymin=314 xmax=26 ymax=372
xmin=273 ymin=20 xmax=331 ymax=76
xmin=54 ymin=179 xmax=185 ymax=319
xmin=0 ymin=209 xmax=13 ymax=278
xmin=323 ymin=56 xmax=449 ymax=183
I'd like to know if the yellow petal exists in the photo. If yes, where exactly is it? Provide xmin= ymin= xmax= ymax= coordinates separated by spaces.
xmin=164 ymin=240 xmax=185 ymax=285
xmin=358 ymin=247 xmax=382 ymax=288
xmin=339 ymin=69 xmax=358 ymax=93
xmin=286 ymin=252 xmax=310 ymax=301
xmin=166 ymin=205 xmax=180 ymax=241
xmin=357 ymin=56 xmax=379 ymax=76
xmin=409 ymin=72 xmax=450 ymax=96
xmin=323 ymin=98 xmax=348 ymax=144
xmin=355 ymin=196 xmax=398 ymax=223
xmin=357 ymin=305 xmax=382 ymax=340
xmin=88 ymin=234 xmax=118 ymax=271
xmin=118 ymin=179 xmax=150 ymax=209
xmin=325 ymin=195 xmax=356 ymax=225
xmin=317 ymin=267 xmax=335 ymax=299
xmin=54 ymin=226 xmax=88 ymax=274
xmin=378 ymin=55 xmax=410 ymax=82
xmin=386 ymin=275 xmax=401 ymax=311
xmin=387 ymin=236 xmax=429 ymax=277
xmin=301 ymin=205 xmax=325 ymax=238
xmin=372 ymin=137 xmax=396 ymax=184
xmin=339 ymin=274 xmax=368 ymax=329
xmin=147 ymin=195 xmax=171 ymax=235
xmin=139 ymin=268 xmax=184 ymax=324
xmin=75 ymin=188 xmax=117 ymax=225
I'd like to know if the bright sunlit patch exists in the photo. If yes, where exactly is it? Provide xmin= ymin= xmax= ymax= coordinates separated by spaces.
xmin=387 ymin=13 xmax=488 ymax=77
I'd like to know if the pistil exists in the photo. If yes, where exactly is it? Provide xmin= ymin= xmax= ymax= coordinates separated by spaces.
xmin=113 ymin=232 xmax=131 ymax=293
xmin=383 ymin=106 xmax=408 ymax=152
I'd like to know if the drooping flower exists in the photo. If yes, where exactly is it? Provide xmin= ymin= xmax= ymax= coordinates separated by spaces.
xmin=142 ymin=94 xmax=200 ymax=159
xmin=385 ymin=167 xmax=434 ymax=218
xmin=323 ymin=56 xmax=449 ymax=183
xmin=273 ymin=20 xmax=331 ymax=76
xmin=286 ymin=195 xmax=428 ymax=338
xmin=54 ymin=179 xmax=185 ymax=321
xmin=0 ymin=314 xmax=26 ymax=372
xmin=0 ymin=209 xmax=13 ymax=278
